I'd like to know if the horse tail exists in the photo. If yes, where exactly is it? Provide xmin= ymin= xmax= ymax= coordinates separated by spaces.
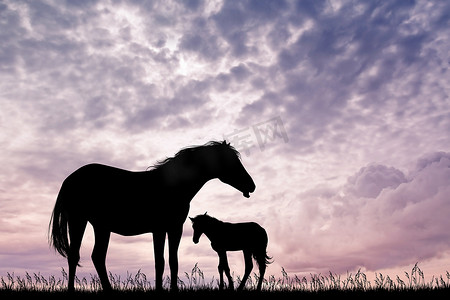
xmin=49 ymin=186 xmax=70 ymax=258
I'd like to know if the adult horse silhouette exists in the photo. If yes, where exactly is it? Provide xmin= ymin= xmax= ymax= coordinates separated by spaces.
xmin=190 ymin=213 xmax=271 ymax=291
xmin=49 ymin=141 xmax=255 ymax=292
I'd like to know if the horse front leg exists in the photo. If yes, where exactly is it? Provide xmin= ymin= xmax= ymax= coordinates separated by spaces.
xmin=168 ymin=227 xmax=182 ymax=292
xmin=153 ymin=231 xmax=166 ymax=291
xmin=217 ymin=251 xmax=224 ymax=290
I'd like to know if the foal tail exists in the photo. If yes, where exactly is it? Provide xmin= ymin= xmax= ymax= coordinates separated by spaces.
xmin=253 ymin=252 xmax=273 ymax=268
xmin=49 ymin=187 xmax=70 ymax=258
xmin=253 ymin=228 xmax=273 ymax=268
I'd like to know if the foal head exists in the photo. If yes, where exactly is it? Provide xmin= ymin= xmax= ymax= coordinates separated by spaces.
xmin=189 ymin=213 xmax=219 ymax=244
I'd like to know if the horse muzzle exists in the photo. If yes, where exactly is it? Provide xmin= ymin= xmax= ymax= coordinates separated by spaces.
xmin=243 ymin=181 xmax=256 ymax=198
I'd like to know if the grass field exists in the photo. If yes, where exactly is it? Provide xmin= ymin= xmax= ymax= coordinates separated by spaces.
xmin=1 ymin=263 xmax=449 ymax=298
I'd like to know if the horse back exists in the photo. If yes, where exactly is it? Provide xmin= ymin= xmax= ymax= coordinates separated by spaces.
xmin=59 ymin=163 xmax=186 ymax=235
xmin=62 ymin=163 xmax=149 ymax=196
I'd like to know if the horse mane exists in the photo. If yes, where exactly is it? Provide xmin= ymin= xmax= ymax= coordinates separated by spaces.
xmin=148 ymin=140 xmax=240 ymax=171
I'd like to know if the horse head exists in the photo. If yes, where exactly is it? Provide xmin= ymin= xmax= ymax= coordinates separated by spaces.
xmin=214 ymin=141 xmax=256 ymax=198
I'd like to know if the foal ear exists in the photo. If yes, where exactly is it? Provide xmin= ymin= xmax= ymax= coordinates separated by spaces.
xmin=204 ymin=211 xmax=207 ymax=215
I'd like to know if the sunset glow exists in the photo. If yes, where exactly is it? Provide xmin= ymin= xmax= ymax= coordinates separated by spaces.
xmin=1 ymin=0 xmax=450 ymax=285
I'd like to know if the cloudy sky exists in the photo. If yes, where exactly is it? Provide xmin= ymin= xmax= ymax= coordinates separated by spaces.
xmin=1 ymin=0 xmax=450 ymax=286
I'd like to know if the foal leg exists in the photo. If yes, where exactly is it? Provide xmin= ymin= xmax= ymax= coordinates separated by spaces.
xmin=218 ymin=251 xmax=233 ymax=290
xmin=168 ymin=227 xmax=182 ymax=291
xmin=91 ymin=227 xmax=112 ymax=291
xmin=257 ymin=260 xmax=266 ymax=291
xmin=67 ymin=218 xmax=87 ymax=292
xmin=238 ymin=250 xmax=253 ymax=291
xmin=153 ymin=231 xmax=166 ymax=291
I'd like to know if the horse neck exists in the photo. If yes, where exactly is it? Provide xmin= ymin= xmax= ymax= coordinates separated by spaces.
xmin=194 ymin=147 xmax=224 ymax=179
xmin=153 ymin=155 xmax=216 ymax=191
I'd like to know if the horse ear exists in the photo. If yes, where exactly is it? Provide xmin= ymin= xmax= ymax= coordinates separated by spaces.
xmin=222 ymin=140 xmax=227 ymax=145
xmin=204 ymin=211 xmax=207 ymax=215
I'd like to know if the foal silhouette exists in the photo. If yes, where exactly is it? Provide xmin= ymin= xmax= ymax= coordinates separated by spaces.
xmin=190 ymin=213 xmax=272 ymax=291
xmin=49 ymin=141 xmax=255 ymax=292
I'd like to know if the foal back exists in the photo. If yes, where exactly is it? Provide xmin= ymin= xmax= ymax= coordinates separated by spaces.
xmin=213 ymin=222 xmax=268 ymax=252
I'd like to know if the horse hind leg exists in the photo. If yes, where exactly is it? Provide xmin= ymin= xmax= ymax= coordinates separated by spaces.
xmin=91 ymin=226 xmax=112 ymax=291
xmin=168 ymin=227 xmax=183 ymax=291
xmin=67 ymin=218 xmax=87 ymax=292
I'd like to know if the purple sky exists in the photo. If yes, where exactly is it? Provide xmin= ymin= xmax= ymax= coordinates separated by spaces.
xmin=1 ymin=0 xmax=450 ymax=284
